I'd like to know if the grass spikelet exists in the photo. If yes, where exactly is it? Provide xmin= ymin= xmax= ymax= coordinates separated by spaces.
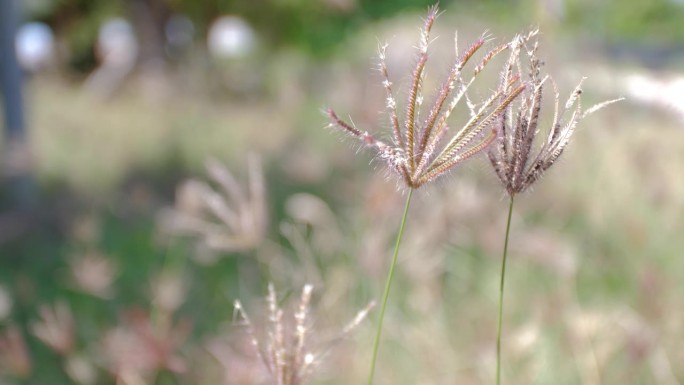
xmin=326 ymin=6 xmax=522 ymax=189
xmin=488 ymin=31 xmax=624 ymax=196
xmin=234 ymin=284 xmax=373 ymax=385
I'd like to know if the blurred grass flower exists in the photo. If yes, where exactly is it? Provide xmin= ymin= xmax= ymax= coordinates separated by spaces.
xmin=206 ymin=335 xmax=270 ymax=385
xmin=30 ymin=301 xmax=75 ymax=356
xmin=102 ymin=308 xmax=191 ymax=381
xmin=233 ymin=284 xmax=373 ymax=385
xmin=150 ymin=270 xmax=187 ymax=315
xmin=0 ymin=325 xmax=32 ymax=378
xmin=487 ymin=30 xmax=623 ymax=385
xmin=69 ymin=252 xmax=118 ymax=299
xmin=159 ymin=155 xmax=267 ymax=262
xmin=0 ymin=285 xmax=12 ymax=321
xmin=64 ymin=354 xmax=98 ymax=385
xmin=325 ymin=6 xmax=524 ymax=384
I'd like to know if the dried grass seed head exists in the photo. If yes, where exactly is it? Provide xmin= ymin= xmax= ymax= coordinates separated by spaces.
xmin=69 ymin=252 xmax=118 ymax=299
xmin=102 ymin=309 xmax=190 ymax=377
xmin=158 ymin=154 xmax=267 ymax=258
xmin=233 ymin=284 xmax=373 ymax=385
xmin=488 ymin=31 xmax=623 ymax=195
xmin=326 ymin=5 xmax=525 ymax=189
xmin=0 ymin=325 xmax=32 ymax=378
xmin=30 ymin=301 xmax=75 ymax=355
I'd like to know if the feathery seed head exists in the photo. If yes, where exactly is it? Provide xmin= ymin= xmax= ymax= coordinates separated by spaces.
xmin=30 ymin=301 xmax=75 ymax=356
xmin=158 ymin=155 xmax=267 ymax=262
xmin=234 ymin=284 xmax=374 ymax=385
xmin=0 ymin=325 xmax=32 ymax=378
xmin=488 ymin=31 xmax=623 ymax=195
xmin=326 ymin=6 xmax=523 ymax=189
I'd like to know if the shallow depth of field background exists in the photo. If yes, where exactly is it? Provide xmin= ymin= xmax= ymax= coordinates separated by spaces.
xmin=1 ymin=0 xmax=684 ymax=384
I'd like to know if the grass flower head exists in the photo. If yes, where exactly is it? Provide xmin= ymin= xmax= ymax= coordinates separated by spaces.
xmin=159 ymin=155 xmax=267 ymax=260
xmin=327 ymin=6 xmax=525 ymax=189
xmin=488 ymin=31 xmax=623 ymax=196
xmin=30 ymin=301 xmax=75 ymax=356
xmin=234 ymin=284 xmax=373 ymax=385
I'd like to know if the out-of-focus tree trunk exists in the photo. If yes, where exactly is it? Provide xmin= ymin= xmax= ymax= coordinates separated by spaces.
xmin=125 ymin=0 xmax=171 ymax=98
xmin=1 ymin=0 xmax=36 ymax=209
xmin=126 ymin=0 xmax=168 ymax=69
xmin=0 ymin=0 xmax=25 ymax=140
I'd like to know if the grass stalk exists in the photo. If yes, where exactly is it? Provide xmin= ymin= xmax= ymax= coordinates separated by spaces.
xmin=367 ymin=188 xmax=414 ymax=385
xmin=496 ymin=195 xmax=515 ymax=385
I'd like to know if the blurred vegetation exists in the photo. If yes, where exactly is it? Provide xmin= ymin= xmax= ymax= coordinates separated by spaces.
xmin=20 ymin=0 xmax=684 ymax=69
xmin=567 ymin=0 xmax=684 ymax=45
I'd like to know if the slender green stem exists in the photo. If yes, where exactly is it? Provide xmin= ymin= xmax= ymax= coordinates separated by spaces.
xmin=496 ymin=195 xmax=515 ymax=385
xmin=367 ymin=188 xmax=414 ymax=385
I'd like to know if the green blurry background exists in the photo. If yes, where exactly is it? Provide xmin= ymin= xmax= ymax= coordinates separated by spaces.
xmin=1 ymin=0 xmax=684 ymax=384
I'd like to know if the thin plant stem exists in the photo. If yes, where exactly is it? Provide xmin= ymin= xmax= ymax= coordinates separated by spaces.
xmin=367 ymin=188 xmax=414 ymax=385
xmin=496 ymin=195 xmax=515 ymax=385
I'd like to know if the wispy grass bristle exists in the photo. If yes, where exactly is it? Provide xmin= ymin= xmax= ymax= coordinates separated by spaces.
xmin=326 ymin=6 xmax=523 ymax=189
xmin=234 ymin=284 xmax=372 ymax=385
xmin=488 ymin=31 xmax=624 ymax=196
